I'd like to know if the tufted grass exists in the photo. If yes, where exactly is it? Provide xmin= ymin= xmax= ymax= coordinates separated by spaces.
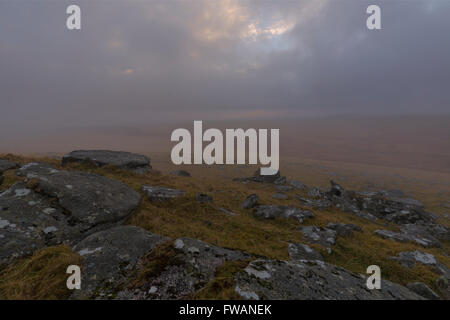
xmin=0 ymin=245 xmax=82 ymax=300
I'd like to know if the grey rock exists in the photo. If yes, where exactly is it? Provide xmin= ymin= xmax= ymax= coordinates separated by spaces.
xmin=375 ymin=230 xmax=441 ymax=248
xmin=407 ymin=282 xmax=440 ymax=300
xmin=195 ymin=193 xmax=213 ymax=203
xmin=254 ymin=205 xmax=314 ymax=223
xmin=62 ymin=150 xmax=151 ymax=174
xmin=289 ymin=180 xmax=307 ymax=190
xmin=170 ymin=170 xmax=191 ymax=177
xmin=71 ymin=226 xmax=167 ymax=299
xmin=218 ymin=207 xmax=237 ymax=216
xmin=301 ymin=226 xmax=337 ymax=249
xmin=390 ymin=251 xmax=450 ymax=278
xmin=288 ymin=243 xmax=323 ymax=261
xmin=275 ymin=185 xmax=293 ymax=192
xmin=242 ymin=194 xmax=259 ymax=209
xmin=326 ymin=223 xmax=362 ymax=237
xmin=234 ymin=259 xmax=423 ymax=300
xmin=17 ymin=163 xmax=141 ymax=229
xmin=272 ymin=193 xmax=288 ymax=200
xmin=234 ymin=169 xmax=285 ymax=184
xmin=142 ymin=185 xmax=185 ymax=201
xmin=122 ymin=238 xmax=249 ymax=299
xmin=0 ymin=159 xmax=19 ymax=174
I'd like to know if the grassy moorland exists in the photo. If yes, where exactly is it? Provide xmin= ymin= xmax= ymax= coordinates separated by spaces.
xmin=0 ymin=153 xmax=449 ymax=299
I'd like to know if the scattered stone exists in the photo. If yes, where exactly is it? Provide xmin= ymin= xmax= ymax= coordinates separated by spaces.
xmin=392 ymin=250 xmax=437 ymax=268
xmin=275 ymin=185 xmax=293 ymax=192
xmin=254 ymin=205 xmax=314 ymax=223
xmin=406 ymin=282 xmax=440 ymax=300
xmin=142 ymin=185 xmax=185 ymax=201
xmin=170 ymin=170 xmax=191 ymax=177
xmin=301 ymin=226 xmax=337 ymax=249
xmin=62 ymin=150 xmax=151 ymax=174
xmin=234 ymin=169 xmax=286 ymax=184
xmin=242 ymin=194 xmax=259 ymax=209
xmin=273 ymin=176 xmax=286 ymax=185
xmin=195 ymin=193 xmax=213 ymax=203
xmin=326 ymin=223 xmax=362 ymax=237
xmin=375 ymin=230 xmax=441 ymax=248
xmin=289 ymin=180 xmax=307 ymax=190
xmin=71 ymin=226 xmax=167 ymax=299
xmin=272 ymin=193 xmax=288 ymax=200
xmin=234 ymin=259 xmax=423 ymax=300
xmin=288 ymin=243 xmax=323 ymax=261
xmin=218 ymin=207 xmax=237 ymax=216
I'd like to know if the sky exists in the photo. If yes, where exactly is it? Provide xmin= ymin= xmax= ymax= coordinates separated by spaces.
xmin=0 ymin=0 xmax=449 ymax=151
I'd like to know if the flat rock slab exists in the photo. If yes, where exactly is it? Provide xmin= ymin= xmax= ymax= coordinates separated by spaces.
xmin=142 ymin=185 xmax=186 ymax=201
xmin=301 ymin=226 xmax=337 ymax=249
xmin=71 ymin=226 xmax=167 ymax=299
xmin=0 ymin=182 xmax=80 ymax=264
xmin=234 ymin=259 xmax=423 ymax=300
xmin=0 ymin=163 xmax=142 ymax=263
xmin=17 ymin=163 xmax=141 ymax=229
xmin=288 ymin=243 xmax=323 ymax=261
xmin=254 ymin=205 xmax=314 ymax=223
xmin=62 ymin=150 xmax=151 ymax=174
xmin=120 ymin=238 xmax=249 ymax=300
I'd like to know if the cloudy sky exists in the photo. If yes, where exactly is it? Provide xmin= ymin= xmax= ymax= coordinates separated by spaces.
xmin=0 ymin=0 xmax=449 ymax=150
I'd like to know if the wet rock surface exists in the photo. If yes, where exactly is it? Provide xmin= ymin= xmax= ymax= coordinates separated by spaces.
xmin=71 ymin=226 xmax=167 ymax=299
xmin=62 ymin=150 xmax=151 ymax=174
xmin=142 ymin=185 xmax=186 ymax=201
xmin=234 ymin=259 xmax=423 ymax=300
xmin=254 ymin=205 xmax=314 ymax=223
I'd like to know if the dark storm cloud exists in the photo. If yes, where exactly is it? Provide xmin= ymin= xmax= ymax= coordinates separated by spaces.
xmin=0 ymin=0 xmax=449 ymax=139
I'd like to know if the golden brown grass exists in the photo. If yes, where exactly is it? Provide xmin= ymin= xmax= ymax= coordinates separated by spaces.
xmin=0 ymin=245 xmax=82 ymax=300
xmin=0 ymin=152 xmax=449 ymax=299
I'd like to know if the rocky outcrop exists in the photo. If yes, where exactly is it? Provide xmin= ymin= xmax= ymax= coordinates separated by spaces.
xmin=406 ymin=282 xmax=440 ymax=300
xmin=120 ymin=238 xmax=250 ymax=300
xmin=374 ymin=229 xmax=441 ymax=248
xmin=234 ymin=259 xmax=423 ymax=300
xmin=242 ymin=194 xmax=259 ymax=209
xmin=254 ymin=205 xmax=314 ymax=223
xmin=71 ymin=226 xmax=167 ymax=299
xmin=301 ymin=226 xmax=337 ymax=250
xmin=0 ymin=163 xmax=141 ymax=265
xmin=62 ymin=150 xmax=151 ymax=174
xmin=142 ymin=185 xmax=185 ymax=201
xmin=390 ymin=250 xmax=450 ymax=278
